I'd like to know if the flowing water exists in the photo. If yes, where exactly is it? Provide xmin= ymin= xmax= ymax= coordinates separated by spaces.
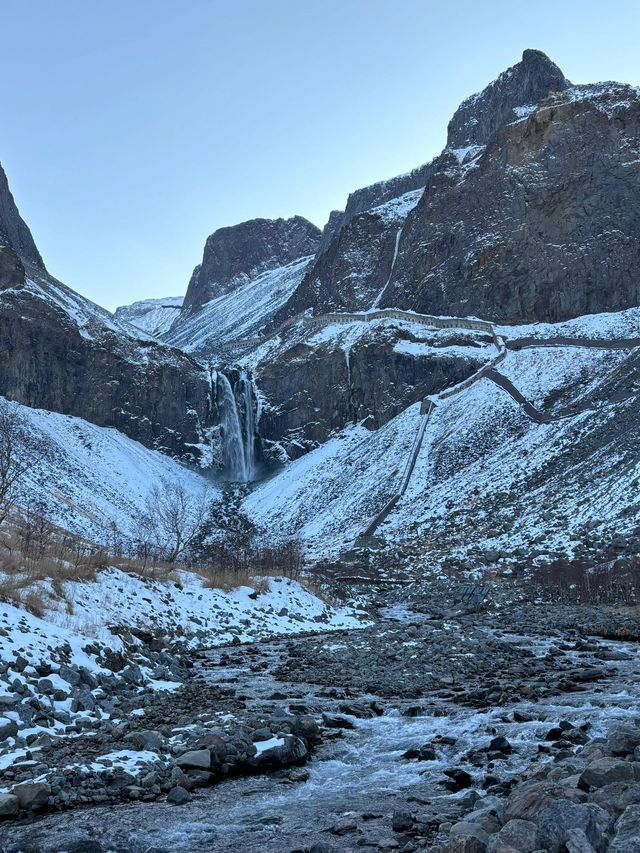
xmin=9 ymin=617 xmax=640 ymax=853
xmin=217 ymin=372 xmax=256 ymax=482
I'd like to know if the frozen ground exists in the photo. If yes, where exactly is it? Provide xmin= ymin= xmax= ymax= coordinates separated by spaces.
xmin=9 ymin=398 xmax=217 ymax=543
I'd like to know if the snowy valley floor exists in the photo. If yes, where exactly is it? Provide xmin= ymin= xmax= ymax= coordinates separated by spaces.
xmin=2 ymin=580 xmax=640 ymax=852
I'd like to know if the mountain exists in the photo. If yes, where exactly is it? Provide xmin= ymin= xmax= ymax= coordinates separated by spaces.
xmin=181 ymin=216 xmax=321 ymax=312
xmin=276 ymin=49 xmax=640 ymax=326
xmin=0 ymin=163 xmax=216 ymax=462
xmin=115 ymin=295 xmax=184 ymax=336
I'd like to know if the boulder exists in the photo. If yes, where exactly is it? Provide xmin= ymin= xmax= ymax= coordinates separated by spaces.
xmin=579 ymin=758 xmax=635 ymax=790
xmin=487 ymin=819 xmax=539 ymax=852
xmin=175 ymin=749 xmax=212 ymax=771
xmin=12 ymin=780 xmax=51 ymax=811
xmin=589 ymin=781 xmax=640 ymax=819
xmin=534 ymin=802 xmax=612 ymax=853
xmin=0 ymin=793 xmax=19 ymax=817
xmin=609 ymin=804 xmax=640 ymax=853
xmin=0 ymin=716 xmax=18 ymax=741
xmin=607 ymin=724 xmax=640 ymax=757
xmin=167 ymin=785 xmax=191 ymax=805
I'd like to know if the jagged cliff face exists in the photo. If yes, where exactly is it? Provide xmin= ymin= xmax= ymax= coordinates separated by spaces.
xmin=278 ymin=50 xmax=640 ymax=325
xmin=182 ymin=216 xmax=321 ymax=312
xmin=255 ymin=323 xmax=490 ymax=459
xmin=0 ymin=162 xmax=217 ymax=462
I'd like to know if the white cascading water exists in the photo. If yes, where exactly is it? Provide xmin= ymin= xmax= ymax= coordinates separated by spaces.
xmin=240 ymin=370 xmax=256 ymax=481
xmin=217 ymin=371 xmax=256 ymax=482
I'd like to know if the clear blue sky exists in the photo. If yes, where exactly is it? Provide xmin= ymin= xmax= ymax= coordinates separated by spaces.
xmin=1 ymin=0 xmax=639 ymax=311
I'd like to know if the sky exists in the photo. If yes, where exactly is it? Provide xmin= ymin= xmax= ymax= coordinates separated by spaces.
xmin=1 ymin=0 xmax=640 ymax=311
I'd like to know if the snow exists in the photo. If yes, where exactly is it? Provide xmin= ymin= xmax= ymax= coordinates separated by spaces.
xmin=368 ymin=188 xmax=424 ymax=225
xmin=33 ymin=569 xmax=365 ymax=646
xmin=242 ymin=305 xmax=640 ymax=565
xmin=71 ymin=749 xmax=162 ymax=775
xmin=8 ymin=397 xmax=216 ymax=543
xmin=254 ymin=736 xmax=285 ymax=754
xmin=496 ymin=305 xmax=640 ymax=341
xmin=115 ymin=296 xmax=184 ymax=337
xmin=164 ymin=256 xmax=313 ymax=357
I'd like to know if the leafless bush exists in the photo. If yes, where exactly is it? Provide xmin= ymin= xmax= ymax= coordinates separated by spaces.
xmin=134 ymin=479 xmax=211 ymax=564
xmin=527 ymin=556 xmax=640 ymax=605
xmin=0 ymin=400 xmax=28 ymax=530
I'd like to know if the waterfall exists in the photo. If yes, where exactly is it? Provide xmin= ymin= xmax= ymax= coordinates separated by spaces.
xmin=240 ymin=370 xmax=256 ymax=481
xmin=217 ymin=371 xmax=257 ymax=482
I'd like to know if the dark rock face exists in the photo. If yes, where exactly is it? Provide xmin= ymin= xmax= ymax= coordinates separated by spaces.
xmin=0 ymin=165 xmax=217 ymax=461
xmin=0 ymin=162 xmax=44 ymax=269
xmin=257 ymin=329 xmax=482 ymax=457
xmin=278 ymin=51 xmax=640 ymax=325
xmin=446 ymin=48 xmax=570 ymax=148
xmin=0 ymin=269 xmax=215 ymax=460
xmin=386 ymin=81 xmax=640 ymax=322
xmin=183 ymin=216 xmax=321 ymax=311
xmin=0 ymin=243 xmax=25 ymax=291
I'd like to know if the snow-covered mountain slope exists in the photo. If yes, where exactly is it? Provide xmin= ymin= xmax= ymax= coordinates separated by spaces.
xmin=115 ymin=295 xmax=183 ymax=337
xmin=9 ymin=398 xmax=216 ymax=543
xmin=163 ymin=256 xmax=313 ymax=358
xmin=242 ymin=308 xmax=640 ymax=568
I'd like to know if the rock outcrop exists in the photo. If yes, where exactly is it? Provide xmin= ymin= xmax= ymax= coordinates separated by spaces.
xmin=182 ymin=216 xmax=321 ymax=312
xmin=0 ymin=164 xmax=216 ymax=461
xmin=277 ymin=50 xmax=640 ymax=325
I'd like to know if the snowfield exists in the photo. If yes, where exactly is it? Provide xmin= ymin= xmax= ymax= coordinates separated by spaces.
xmin=241 ymin=308 xmax=640 ymax=566
xmin=10 ymin=398 xmax=217 ymax=543
xmin=164 ymin=256 xmax=313 ymax=356
xmin=115 ymin=296 xmax=184 ymax=337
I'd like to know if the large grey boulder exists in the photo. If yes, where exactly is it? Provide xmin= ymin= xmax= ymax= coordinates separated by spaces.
xmin=607 ymin=724 xmax=640 ymax=757
xmin=12 ymin=781 xmax=51 ymax=811
xmin=487 ymin=818 xmax=539 ymax=852
xmin=0 ymin=716 xmax=18 ymax=741
xmin=175 ymin=749 xmax=212 ymax=771
xmin=534 ymin=801 xmax=612 ymax=853
xmin=609 ymin=804 xmax=640 ymax=853
xmin=579 ymin=758 xmax=635 ymax=790
xmin=0 ymin=793 xmax=18 ymax=817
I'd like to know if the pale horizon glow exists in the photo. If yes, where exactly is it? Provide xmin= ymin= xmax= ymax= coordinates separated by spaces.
xmin=1 ymin=0 xmax=639 ymax=311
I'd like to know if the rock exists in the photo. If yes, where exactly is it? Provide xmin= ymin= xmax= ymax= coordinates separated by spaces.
xmin=330 ymin=817 xmax=358 ymax=835
xmin=12 ymin=780 xmax=51 ymax=811
xmin=0 ymin=694 xmax=19 ymax=709
xmin=0 ymin=793 xmax=19 ymax=817
xmin=181 ymin=216 xmax=321 ymax=311
xmin=322 ymin=713 xmax=355 ymax=730
xmin=124 ymin=729 xmax=164 ymax=752
xmin=443 ymin=768 xmax=473 ymax=792
xmin=579 ymin=758 xmax=635 ymax=790
xmin=392 ymin=809 xmax=414 ymax=832
xmin=487 ymin=819 xmax=539 ymax=853
xmin=0 ymin=716 xmax=18 ymax=741
xmin=565 ymin=828 xmax=597 ymax=853
xmin=175 ymin=749 xmax=212 ymax=771
xmin=66 ymin=840 xmax=104 ymax=853
xmin=448 ymin=821 xmax=490 ymax=853
xmin=488 ymin=736 xmax=512 ymax=754
xmin=589 ymin=781 xmax=640 ymax=819
xmin=607 ymin=724 xmax=640 ymax=757
xmin=505 ymin=780 xmax=587 ymax=822
xmin=534 ymin=802 xmax=611 ymax=853
xmin=167 ymin=785 xmax=191 ymax=805
xmin=250 ymin=735 xmax=308 ymax=769
xmin=609 ymin=804 xmax=640 ymax=852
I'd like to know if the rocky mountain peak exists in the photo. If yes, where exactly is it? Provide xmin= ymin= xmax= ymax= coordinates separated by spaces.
xmin=183 ymin=215 xmax=321 ymax=312
xmin=0 ymin=162 xmax=45 ymax=271
xmin=446 ymin=48 xmax=570 ymax=149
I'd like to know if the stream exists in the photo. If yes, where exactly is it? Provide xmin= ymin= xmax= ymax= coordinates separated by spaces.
xmin=3 ymin=608 xmax=640 ymax=853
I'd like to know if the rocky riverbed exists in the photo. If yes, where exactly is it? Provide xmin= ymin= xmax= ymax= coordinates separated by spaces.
xmin=2 ymin=588 xmax=640 ymax=852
